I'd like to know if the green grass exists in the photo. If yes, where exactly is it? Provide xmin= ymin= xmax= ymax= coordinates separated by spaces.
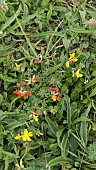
xmin=0 ymin=0 xmax=96 ymax=169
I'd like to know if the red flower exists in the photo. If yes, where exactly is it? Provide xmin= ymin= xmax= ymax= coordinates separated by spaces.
xmin=49 ymin=87 xmax=58 ymax=93
xmin=17 ymin=83 xmax=22 ymax=89
xmin=23 ymin=82 xmax=29 ymax=86
xmin=50 ymin=87 xmax=62 ymax=102
xmin=53 ymin=88 xmax=58 ymax=92
xmin=36 ymin=112 xmax=40 ymax=116
xmin=34 ymin=59 xmax=40 ymax=64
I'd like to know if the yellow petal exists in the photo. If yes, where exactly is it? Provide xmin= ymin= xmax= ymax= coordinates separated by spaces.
xmin=22 ymin=134 xmax=27 ymax=141
xmin=22 ymin=129 xmax=32 ymax=141
xmin=15 ymin=134 xmax=21 ymax=140
xmin=69 ymin=53 xmax=75 ymax=59
xmin=52 ymin=95 xmax=57 ymax=101
xmin=75 ymin=70 xmax=83 ymax=78
xmin=28 ymin=132 xmax=33 ymax=137
xmin=34 ymin=116 xmax=38 ymax=122
xmin=65 ymin=61 xmax=69 ymax=68
xmin=74 ymin=57 xmax=78 ymax=62
xmin=79 ymin=73 xmax=83 ymax=77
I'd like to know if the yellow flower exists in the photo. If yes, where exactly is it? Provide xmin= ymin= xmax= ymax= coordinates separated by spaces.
xmin=73 ymin=57 xmax=78 ymax=62
xmin=22 ymin=129 xmax=33 ymax=141
xmin=33 ymin=116 xmax=38 ymax=122
xmin=15 ymin=134 xmax=21 ymax=140
xmin=65 ymin=61 xmax=69 ymax=67
xmin=52 ymin=95 xmax=57 ymax=101
xmin=75 ymin=70 xmax=83 ymax=78
xmin=15 ymin=63 xmax=20 ymax=71
xmin=69 ymin=53 xmax=75 ymax=59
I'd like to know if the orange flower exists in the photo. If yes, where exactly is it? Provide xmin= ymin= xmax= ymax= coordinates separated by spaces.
xmin=26 ymin=90 xmax=32 ymax=95
xmin=23 ymin=93 xmax=27 ymax=100
xmin=49 ymin=87 xmax=53 ymax=92
xmin=56 ymin=96 xmax=61 ymax=101
xmin=32 ymin=76 xmax=40 ymax=82
xmin=23 ymin=90 xmax=32 ymax=100
xmin=13 ymin=90 xmax=32 ymax=100
xmin=13 ymin=90 xmax=23 ymax=99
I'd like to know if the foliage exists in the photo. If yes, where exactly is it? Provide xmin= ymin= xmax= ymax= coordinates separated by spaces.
xmin=0 ymin=0 xmax=96 ymax=169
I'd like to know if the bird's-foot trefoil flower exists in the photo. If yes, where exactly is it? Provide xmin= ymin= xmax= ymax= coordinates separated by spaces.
xmin=22 ymin=129 xmax=33 ymax=141
xmin=15 ymin=134 xmax=21 ymax=140
xmin=65 ymin=61 xmax=69 ymax=67
xmin=33 ymin=116 xmax=39 ymax=122
xmin=75 ymin=69 xmax=83 ymax=78
xmin=32 ymin=75 xmax=40 ymax=82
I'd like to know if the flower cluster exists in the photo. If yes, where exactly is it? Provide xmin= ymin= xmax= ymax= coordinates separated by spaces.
xmin=65 ymin=53 xmax=83 ymax=78
xmin=50 ymin=87 xmax=62 ymax=101
xmin=15 ymin=129 xmax=33 ymax=141
xmin=31 ymin=110 xmax=41 ymax=122
xmin=65 ymin=53 xmax=78 ymax=68
xmin=13 ymin=83 xmax=31 ymax=100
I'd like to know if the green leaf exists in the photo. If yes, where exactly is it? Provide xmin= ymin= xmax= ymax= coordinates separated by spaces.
xmin=45 ymin=116 xmax=59 ymax=135
xmin=5 ymin=121 xmax=25 ymax=130
xmin=85 ymin=79 xmax=96 ymax=89
xmin=4 ymin=155 xmax=8 ymax=170
xmin=80 ymin=103 xmax=92 ymax=146
xmin=1 ymin=5 xmax=21 ymax=31
xmin=66 ymin=96 xmax=71 ymax=128
xmin=61 ymin=132 xmax=69 ymax=157
xmin=56 ymin=128 xmax=64 ymax=147
xmin=0 ymin=74 xmax=17 ymax=82
xmin=74 ymin=117 xmax=91 ymax=123
xmin=62 ymin=37 xmax=70 ymax=51
xmin=86 ymin=164 xmax=96 ymax=169
xmin=92 ymin=123 xmax=96 ymax=131
xmin=79 ymin=10 xmax=86 ymax=23
xmin=90 ymin=87 xmax=96 ymax=97
xmin=48 ymin=156 xmax=73 ymax=167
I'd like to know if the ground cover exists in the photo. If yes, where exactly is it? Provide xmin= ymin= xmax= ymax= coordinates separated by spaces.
xmin=0 ymin=0 xmax=96 ymax=169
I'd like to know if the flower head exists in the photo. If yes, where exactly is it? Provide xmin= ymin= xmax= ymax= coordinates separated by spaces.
xmin=69 ymin=58 xmax=78 ymax=64
xmin=66 ymin=53 xmax=78 ymax=67
xmin=33 ymin=116 xmax=38 ymax=122
xmin=69 ymin=53 xmax=75 ymax=58
xmin=32 ymin=75 xmax=40 ymax=82
xmin=14 ymin=63 xmax=20 ymax=71
xmin=50 ymin=87 xmax=58 ymax=93
xmin=15 ymin=134 xmax=21 ymax=140
xmin=22 ymin=129 xmax=33 ymax=141
xmin=13 ymin=90 xmax=32 ymax=100
xmin=50 ymin=87 xmax=61 ymax=101
xmin=75 ymin=70 xmax=83 ymax=78
xmin=65 ymin=61 xmax=69 ymax=68
xmin=23 ymin=82 xmax=29 ymax=86
xmin=13 ymin=90 xmax=23 ymax=99
xmin=17 ymin=83 xmax=22 ymax=89
xmin=52 ymin=95 xmax=57 ymax=101
xmin=34 ymin=59 xmax=40 ymax=64
xmin=1 ymin=1 xmax=8 ymax=12
xmin=35 ymin=131 xmax=43 ymax=137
